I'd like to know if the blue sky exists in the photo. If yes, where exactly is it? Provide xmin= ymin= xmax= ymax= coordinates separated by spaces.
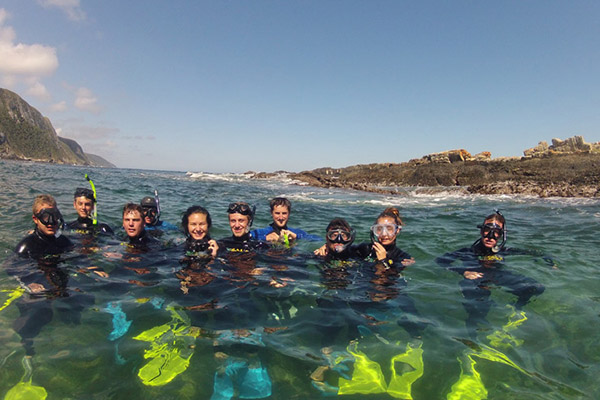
xmin=1 ymin=1 xmax=599 ymax=173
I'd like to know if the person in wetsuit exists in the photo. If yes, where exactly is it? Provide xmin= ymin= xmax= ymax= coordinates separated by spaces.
xmin=250 ymin=197 xmax=321 ymax=243
xmin=122 ymin=203 xmax=159 ymax=251
xmin=140 ymin=195 xmax=177 ymax=235
xmin=354 ymin=207 xmax=425 ymax=338
xmin=65 ymin=187 xmax=113 ymax=235
xmin=11 ymin=194 xmax=74 ymax=357
xmin=435 ymin=211 xmax=546 ymax=336
xmin=176 ymin=206 xmax=219 ymax=298
xmin=218 ymin=202 xmax=269 ymax=253
xmin=15 ymin=194 xmax=72 ymax=260
xmin=311 ymin=213 xmax=426 ymax=398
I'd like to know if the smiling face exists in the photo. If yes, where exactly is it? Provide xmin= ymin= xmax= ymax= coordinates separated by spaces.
xmin=373 ymin=216 xmax=399 ymax=246
xmin=188 ymin=212 xmax=209 ymax=241
xmin=271 ymin=205 xmax=290 ymax=229
xmin=74 ymin=196 xmax=94 ymax=219
xmin=123 ymin=210 xmax=145 ymax=238
xmin=229 ymin=213 xmax=250 ymax=238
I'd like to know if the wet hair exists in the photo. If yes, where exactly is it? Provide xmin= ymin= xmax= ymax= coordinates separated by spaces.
xmin=122 ymin=203 xmax=144 ymax=218
xmin=375 ymin=207 xmax=403 ymax=226
xmin=74 ymin=187 xmax=95 ymax=202
xmin=483 ymin=213 xmax=505 ymax=227
xmin=269 ymin=197 xmax=291 ymax=212
xmin=181 ymin=205 xmax=212 ymax=235
xmin=326 ymin=218 xmax=352 ymax=233
xmin=32 ymin=194 xmax=57 ymax=214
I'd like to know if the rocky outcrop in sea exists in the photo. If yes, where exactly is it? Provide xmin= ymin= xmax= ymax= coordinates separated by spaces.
xmin=251 ymin=136 xmax=600 ymax=198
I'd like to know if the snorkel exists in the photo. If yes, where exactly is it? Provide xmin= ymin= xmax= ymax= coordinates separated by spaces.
xmin=493 ymin=209 xmax=507 ymax=252
xmin=85 ymin=174 xmax=98 ymax=225
xmin=154 ymin=189 xmax=161 ymax=222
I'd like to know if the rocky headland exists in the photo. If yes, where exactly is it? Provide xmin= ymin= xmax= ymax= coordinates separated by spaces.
xmin=251 ymin=136 xmax=600 ymax=198
xmin=0 ymin=88 xmax=115 ymax=167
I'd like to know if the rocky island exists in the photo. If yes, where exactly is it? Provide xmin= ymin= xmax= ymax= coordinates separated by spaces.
xmin=252 ymin=136 xmax=600 ymax=198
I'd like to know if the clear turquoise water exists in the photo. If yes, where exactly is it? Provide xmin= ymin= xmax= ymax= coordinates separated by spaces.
xmin=0 ymin=159 xmax=599 ymax=399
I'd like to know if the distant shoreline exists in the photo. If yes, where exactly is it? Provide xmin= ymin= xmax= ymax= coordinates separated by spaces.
xmin=251 ymin=152 xmax=600 ymax=199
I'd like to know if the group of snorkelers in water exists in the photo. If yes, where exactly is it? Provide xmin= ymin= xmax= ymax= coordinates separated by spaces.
xmin=4 ymin=179 xmax=553 ymax=399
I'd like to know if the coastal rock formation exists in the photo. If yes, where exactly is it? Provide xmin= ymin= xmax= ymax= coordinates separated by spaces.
xmin=523 ymin=136 xmax=600 ymax=157
xmin=0 ymin=88 xmax=115 ymax=167
xmin=281 ymin=136 xmax=600 ymax=198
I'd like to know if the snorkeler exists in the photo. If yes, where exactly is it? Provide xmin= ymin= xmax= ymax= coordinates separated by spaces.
xmin=218 ymin=202 xmax=269 ymax=252
xmin=311 ymin=215 xmax=425 ymax=399
xmin=15 ymin=194 xmax=72 ymax=260
xmin=313 ymin=218 xmax=359 ymax=261
xmin=250 ymin=197 xmax=321 ymax=244
xmin=122 ymin=203 xmax=159 ymax=250
xmin=357 ymin=207 xmax=415 ymax=268
xmin=181 ymin=205 xmax=219 ymax=260
xmin=435 ymin=211 xmax=546 ymax=335
xmin=65 ymin=187 xmax=114 ymax=235
xmin=9 ymin=194 xmax=87 ymax=362
xmin=140 ymin=192 xmax=178 ymax=233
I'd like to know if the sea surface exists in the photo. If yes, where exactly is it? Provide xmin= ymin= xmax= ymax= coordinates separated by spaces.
xmin=0 ymin=159 xmax=598 ymax=400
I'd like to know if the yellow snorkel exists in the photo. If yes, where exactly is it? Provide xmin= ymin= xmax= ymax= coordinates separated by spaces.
xmin=85 ymin=174 xmax=98 ymax=225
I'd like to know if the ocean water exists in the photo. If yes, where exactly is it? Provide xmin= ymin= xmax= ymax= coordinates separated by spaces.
xmin=0 ymin=159 xmax=598 ymax=400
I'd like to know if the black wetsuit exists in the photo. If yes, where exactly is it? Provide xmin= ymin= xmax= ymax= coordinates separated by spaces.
xmin=65 ymin=217 xmax=113 ymax=235
xmin=218 ymin=233 xmax=270 ymax=253
xmin=436 ymin=239 xmax=546 ymax=335
xmin=124 ymin=230 xmax=160 ymax=252
xmin=213 ymin=234 xmax=270 ymax=331
xmin=11 ymin=229 xmax=76 ymax=355
xmin=15 ymin=229 xmax=73 ymax=260
xmin=353 ymin=241 xmax=424 ymax=338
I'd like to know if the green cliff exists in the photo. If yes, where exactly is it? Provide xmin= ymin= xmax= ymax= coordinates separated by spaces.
xmin=0 ymin=88 xmax=114 ymax=167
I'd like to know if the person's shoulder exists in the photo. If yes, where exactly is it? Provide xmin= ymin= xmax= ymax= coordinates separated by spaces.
xmin=98 ymin=223 xmax=114 ymax=235
xmin=160 ymin=220 xmax=178 ymax=230
xmin=57 ymin=234 xmax=73 ymax=246
xmin=250 ymin=226 xmax=273 ymax=240
xmin=14 ymin=233 xmax=37 ymax=256
xmin=352 ymin=242 xmax=372 ymax=258
xmin=65 ymin=220 xmax=79 ymax=229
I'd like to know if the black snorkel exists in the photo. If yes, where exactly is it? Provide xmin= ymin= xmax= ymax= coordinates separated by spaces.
xmin=493 ymin=209 xmax=507 ymax=252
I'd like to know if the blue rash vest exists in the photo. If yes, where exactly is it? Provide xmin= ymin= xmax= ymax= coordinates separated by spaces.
xmin=250 ymin=223 xmax=322 ymax=241
xmin=145 ymin=219 xmax=178 ymax=231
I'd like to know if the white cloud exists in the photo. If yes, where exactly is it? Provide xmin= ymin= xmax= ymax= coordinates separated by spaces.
xmin=38 ymin=0 xmax=86 ymax=22
xmin=50 ymin=100 xmax=67 ymax=112
xmin=74 ymin=87 xmax=101 ymax=113
xmin=26 ymin=81 xmax=51 ymax=101
xmin=0 ymin=8 xmax=59 ymax=101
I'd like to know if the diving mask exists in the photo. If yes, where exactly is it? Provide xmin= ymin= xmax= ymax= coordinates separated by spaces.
xmin=35 ymin=208 xmax=64 ymax=227
xmin=142 ymin=206 xmax=159 ymax=224
xmin=326 ymin=229 xmax=355 ymax=243
xmin=370 ymin=223 xmax=401 ymax=238
xmin=227 ymin=202 xmax=253 ymax=216
xmin=480 ymin=223 xmax=504 ymax=241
